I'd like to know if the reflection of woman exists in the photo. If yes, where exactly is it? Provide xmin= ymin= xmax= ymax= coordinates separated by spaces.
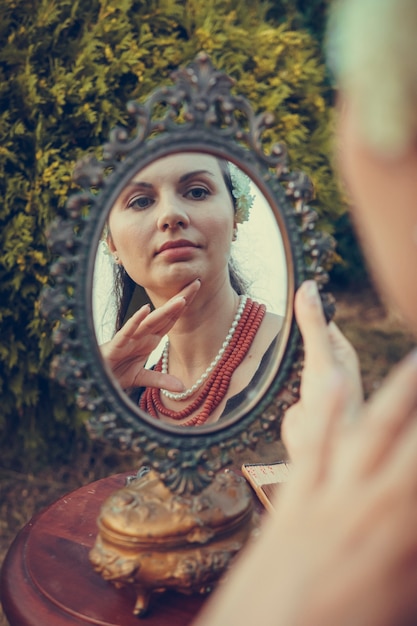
xmin=101 ymin=153 xmax=282 ymax=426
xmin=193 ymin=0 xmax=417 ymax=624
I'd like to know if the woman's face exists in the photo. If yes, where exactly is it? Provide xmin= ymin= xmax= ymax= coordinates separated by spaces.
xmin=107 ymin=153 xmax=236 ymax=301
xmin=337 ymin=98 xmax=417 ymax=334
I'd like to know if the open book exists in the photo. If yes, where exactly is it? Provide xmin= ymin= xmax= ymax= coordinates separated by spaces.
xmin=241 ymin=461 xmax=291 ymax=512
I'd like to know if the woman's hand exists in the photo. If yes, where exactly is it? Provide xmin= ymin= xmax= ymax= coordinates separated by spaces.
xmin=281 ymin=280 xmax=363 ymax=462
xmin=274 ymin=347 xmax=417 ymax=626
xmin=194 ymin=334 xmax=417 ymax=626
xmin=100 ymin=279 xmax=200 ymax=391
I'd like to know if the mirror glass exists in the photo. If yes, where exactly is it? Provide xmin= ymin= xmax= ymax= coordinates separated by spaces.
xmin=92 ymin=151 xmax=288 ymax=429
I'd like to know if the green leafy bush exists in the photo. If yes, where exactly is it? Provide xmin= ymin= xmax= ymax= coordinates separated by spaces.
xmin=0 ymin=0 xmax=348 ymax=470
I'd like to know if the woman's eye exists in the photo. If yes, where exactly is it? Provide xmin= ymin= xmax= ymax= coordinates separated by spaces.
xmin=185 ymin=187 xmax=209 ymax=201
xmin=126 ymin=195 xmax=154 ymax=210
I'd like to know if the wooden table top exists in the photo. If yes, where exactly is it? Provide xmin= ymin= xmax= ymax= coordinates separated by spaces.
xmin=1 ymin=472 xmax=206 ymax=626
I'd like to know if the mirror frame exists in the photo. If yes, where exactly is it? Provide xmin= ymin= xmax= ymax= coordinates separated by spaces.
xmin=41 ymin=53 xmax=335 ymax=494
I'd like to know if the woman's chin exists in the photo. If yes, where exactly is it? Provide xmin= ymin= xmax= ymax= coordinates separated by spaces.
xmin=159 ymin=264 xmax=202 ymax=292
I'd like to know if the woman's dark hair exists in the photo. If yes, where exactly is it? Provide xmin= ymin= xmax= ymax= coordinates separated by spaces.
xmin=112 ymin=158 xmax=250 ymax=332
xmin=216 ymin=158 xmax=250 ymax=293
xmin=114 ymin=265 xmax=137 ymax=332
xmin=217 ymin=158 xmax=235 ymax=204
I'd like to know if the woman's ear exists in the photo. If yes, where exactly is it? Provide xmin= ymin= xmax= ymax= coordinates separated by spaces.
xmin=106 ymin=232 xmax=117 ymax=255
xmin=106 ymin=232 xmax=122 ymax=263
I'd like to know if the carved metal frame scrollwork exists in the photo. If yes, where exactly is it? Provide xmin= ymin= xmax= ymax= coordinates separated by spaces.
xmin=41 ymin=53 xmax=335 ymax=494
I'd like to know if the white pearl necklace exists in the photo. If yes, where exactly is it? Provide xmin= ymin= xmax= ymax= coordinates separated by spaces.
xmin=161 ymin=295 xmax=247 ymax=401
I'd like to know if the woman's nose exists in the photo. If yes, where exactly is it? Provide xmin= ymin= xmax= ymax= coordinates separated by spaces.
xmin=156 ymin=196 xmax=190 ymax=231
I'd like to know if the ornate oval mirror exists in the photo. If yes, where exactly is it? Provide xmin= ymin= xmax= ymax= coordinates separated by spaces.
xmin=92 ymin=155 xmax=288 ymax=429
xmin=42 ymin=53 xmax=334 ymax=494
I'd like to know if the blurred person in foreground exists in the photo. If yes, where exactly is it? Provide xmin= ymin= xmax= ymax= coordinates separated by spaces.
xmin=193 ymin=0 xmax=417 ymax=624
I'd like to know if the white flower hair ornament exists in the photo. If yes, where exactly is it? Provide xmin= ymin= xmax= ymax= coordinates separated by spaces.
xmin=229 ymin=163 xmax=255 ymax=224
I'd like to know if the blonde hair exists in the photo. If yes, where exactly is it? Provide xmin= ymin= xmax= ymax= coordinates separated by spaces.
xmin=326 ymin=0 xmax=417 ymax=156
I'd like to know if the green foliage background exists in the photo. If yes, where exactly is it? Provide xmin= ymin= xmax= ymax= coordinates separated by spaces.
xmin=0 ymin=0 xmax=361 ymax=470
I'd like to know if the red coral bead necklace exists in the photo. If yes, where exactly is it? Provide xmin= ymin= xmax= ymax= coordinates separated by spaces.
xmin=139 ymin=296 xmax=266 ymax=426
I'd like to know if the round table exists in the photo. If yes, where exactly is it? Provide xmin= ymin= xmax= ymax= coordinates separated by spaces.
xmin=1 ymin=473 xmax=206 ymax=626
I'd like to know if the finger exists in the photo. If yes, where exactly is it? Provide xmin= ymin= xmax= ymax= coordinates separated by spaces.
xmin=359 ymin=350 xmax=417 ymax=473
xmin=134 ymin=369 xmax=185 ymax=392
xmin=378 ymin=409 xmax=417 ymax=496
xmin=130 ymin=279 xmax=201 ymax=339
xmin=99 ymin=304 xmax=151 ymax=359
xmin=139 ymin=296 xmax=189 ymax=337
xmin=288 ymin=370 xmax=350 ymax=488
xmin=336 ymin=350 xmax=417 ymax=478
xmin=280 ymin=403 xmax=303 ymax=458
xmin=328 ymin=322 xmax=359 ymax=373
xmin=115 ymin=303 xmax=151 ymax=340
xmin=176 ymin=278 xmax=201 ymax=303
xmin=117 ymin=279 xmax=201 ymax=340
xmin=328 ymin=322 xmax=364 ymax=419
xmin=295 ymin=281 xmax=335 ymax=372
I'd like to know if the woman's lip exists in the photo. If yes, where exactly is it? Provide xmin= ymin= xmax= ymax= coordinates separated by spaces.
xmin=156 ymin=240 xmax=198 ymax=255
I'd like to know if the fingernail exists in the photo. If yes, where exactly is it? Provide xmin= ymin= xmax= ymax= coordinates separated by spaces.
xmin=172 ymin=296 xmax=186 ymax=306
xmin=302 ymin=280 xmax=319 ymax=304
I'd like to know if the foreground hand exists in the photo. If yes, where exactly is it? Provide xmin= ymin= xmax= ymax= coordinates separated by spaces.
xmin=100 ymin=279 xmax=200 ymax=391
xmin=281 ymin=280 xmax=363 ymax=462
xmin=194 ymin=346 xmax=417 ymax=626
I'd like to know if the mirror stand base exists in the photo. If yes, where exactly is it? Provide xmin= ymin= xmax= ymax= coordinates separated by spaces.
xmin=89 ymin=468 xmax=259 ymax=617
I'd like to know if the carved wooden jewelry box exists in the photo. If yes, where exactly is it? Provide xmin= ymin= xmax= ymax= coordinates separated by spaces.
xmin=89 ymin=468 xmax=258 ymax=616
